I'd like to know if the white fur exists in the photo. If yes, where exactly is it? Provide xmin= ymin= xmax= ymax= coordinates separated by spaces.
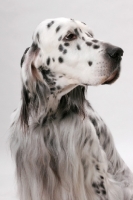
xmin=10 ymin=18 xmax=133 ymax=200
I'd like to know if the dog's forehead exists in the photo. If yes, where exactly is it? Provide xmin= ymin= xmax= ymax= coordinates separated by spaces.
xmin=34 ymin=18 xmax=93 ymax=38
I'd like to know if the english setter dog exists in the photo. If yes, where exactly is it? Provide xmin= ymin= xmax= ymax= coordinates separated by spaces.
xmin=10 ymin=18 xmax=133 ymax=200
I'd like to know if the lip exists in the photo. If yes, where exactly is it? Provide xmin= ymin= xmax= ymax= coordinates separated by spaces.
xmin=102 ymin=67 xmax=120 ymax=85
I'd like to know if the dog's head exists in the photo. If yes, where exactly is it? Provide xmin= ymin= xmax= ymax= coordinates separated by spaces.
xmin=21 ymin=18 xmax=123 ymax=94
xmin=19 ymin=18 xmax=123 ymax=126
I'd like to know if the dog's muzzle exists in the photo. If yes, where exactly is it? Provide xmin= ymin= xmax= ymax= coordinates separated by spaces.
xmin=102 ymin=44 xmax=124 ymax=85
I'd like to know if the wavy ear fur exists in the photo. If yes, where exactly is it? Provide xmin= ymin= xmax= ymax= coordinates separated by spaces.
xmin=20 ymin=84 xmax=30 ymax=128
xmin=18 ymin=44 xmax=50 ymax=129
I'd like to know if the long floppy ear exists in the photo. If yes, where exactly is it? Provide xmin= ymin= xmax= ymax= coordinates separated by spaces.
xmin=18 ymin=43 xmax=50 ymax=129
xmin=19 ymin=43 xmax=43 ymax=129
xmin=19 ymin=84 xmax=30 ymax=128
xmin=20 ymin=47 xmax=30 ymax=67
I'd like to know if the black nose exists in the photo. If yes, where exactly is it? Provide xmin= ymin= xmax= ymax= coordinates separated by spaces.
xmin=107 ymin=47 xmax=124 ymax=60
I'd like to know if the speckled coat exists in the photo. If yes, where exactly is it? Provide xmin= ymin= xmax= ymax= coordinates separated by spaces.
xmin=10 ymin=18 xmax=133 ymax=200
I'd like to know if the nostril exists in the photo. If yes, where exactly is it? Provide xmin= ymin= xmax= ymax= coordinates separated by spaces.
xmin=107 ymin=47 xmax=124 ymax=59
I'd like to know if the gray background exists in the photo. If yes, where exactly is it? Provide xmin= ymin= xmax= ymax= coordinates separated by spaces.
xmin=0 ymin=0 xmax=133 ymax=199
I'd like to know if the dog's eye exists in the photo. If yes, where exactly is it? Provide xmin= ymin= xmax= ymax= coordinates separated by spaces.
xmin=63 ymin=32 xmax=77 ymax=41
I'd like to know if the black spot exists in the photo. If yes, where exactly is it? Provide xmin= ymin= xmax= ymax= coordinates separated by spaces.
xmin=92 ymin=182 xmax=98 ymax=188
xmin=96 ymin=190 xmax=100 ymax=194
xmin=96 ymin=165 xmax=100 ymax=170
xmin=57 ymin=86 xmax=61 ymax=90
xmin=102 ymin=190 xmax=106 ymax=195
xmin=88 ymin=61 xmax=92 ymax=66
xmin=56 ymin=26 xmax=61 ymax=33
xmin=47 ymin=21 xmax=54 ymax=28
xmin=38 ymin=66 xmax=43 ymax=72
xmin=86 ymin=33 xmax=91 ymax=37
xmin=51 ymin=82 xmax=56 ymax=85
xmin=58 ymin=36 xmax=62 ymax=41
xmin=74 ymin=28 xmax=79 ymax=36
xmin=36 ymin=33 xmax=40 ymax=43
xmin=38 ymin=67 xmax=55 ymax=85
xmin=58 ymin=57 xmax=63 ymax=63
xmin=93 ymin=45 xmax=100 ymax=49
xmin=50 ymin=87 xmax=55 ymax=91
xmin=82 ymin=37 xmax=85 ymax=41
xmin=63 ymin=49 xmax=67 ymax=54
xmin=59 ymin=86 xmax=86 ymax=118
xmin=59 ymin=76 xmax=63 ymax=78
xmin=81 ymin=22 xmax=86 ymax=25
xmin=31 ymin=43 xmax=38 ymax=51
xmin=58 ymin=44 xmax=63 ymax=52
xmin=86 ymin=42 xmax=92 ymax=46
xmin=79 ymin=28 xmax=82 ymax=33
xmin=100 ymin=176 xmax=104 ymax=179
xmin=49 ymin=108 xmax=53 ymax=113
xmin=46 ymin=57 xmax=50 ymax=65
xmin=77 ymin=44 xmax=81 ymax=50
xmin=70 ymin=18 xmax=74 ymax=21
xmin=100 ymin=181 xmax=105 ymax=189
xmin=92 ymin=39 xmax=98 ymax=43
xmin=52 ymin=58 xmax=55 ymax=62
xmin=64 ymin=42 xmax=70 ymax=46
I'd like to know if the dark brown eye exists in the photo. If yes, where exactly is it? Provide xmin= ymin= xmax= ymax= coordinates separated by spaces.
xmin=63 ymin=32 xmax=77 ymax=41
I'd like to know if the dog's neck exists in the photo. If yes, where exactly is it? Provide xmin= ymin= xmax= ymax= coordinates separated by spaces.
xmin=39 ymin=86 xmax=87 ymax=124
xmin=20 ymin=78 xmax=87 ymax=128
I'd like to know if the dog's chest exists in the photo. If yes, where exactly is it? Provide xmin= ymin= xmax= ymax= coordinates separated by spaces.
xmin=43 ymin=114 xmax=108 ymax=199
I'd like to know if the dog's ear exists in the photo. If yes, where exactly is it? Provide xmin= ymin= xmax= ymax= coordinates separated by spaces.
xmin=19 ymin=44 xmax=42 ymax=129
xmin=20 ymin=84 xmax=30 ymax=128
xmin=21 ymin=43 xmax=42 ymax=84
xmin=20 ymin=47 xmax=30 ymax=68
xmin=18 ymin=44 xmax=50 ymax=129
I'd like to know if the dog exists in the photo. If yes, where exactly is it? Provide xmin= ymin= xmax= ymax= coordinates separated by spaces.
xmin=10 ymin=18 xmax=133 ymax=200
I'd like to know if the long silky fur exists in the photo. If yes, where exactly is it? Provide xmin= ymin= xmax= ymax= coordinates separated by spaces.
xmin=10 ymin=78 xmax=133 ymax=200
xmin=10 ymin=18 xmax=133 ymax=199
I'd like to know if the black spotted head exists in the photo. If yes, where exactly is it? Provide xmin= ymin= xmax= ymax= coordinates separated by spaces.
xmin=21 ymin=18 xmax=123 ymax=97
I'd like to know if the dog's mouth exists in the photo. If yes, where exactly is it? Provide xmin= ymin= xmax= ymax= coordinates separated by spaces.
xmin=102 ymin=67 xmax=121 ymax=85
